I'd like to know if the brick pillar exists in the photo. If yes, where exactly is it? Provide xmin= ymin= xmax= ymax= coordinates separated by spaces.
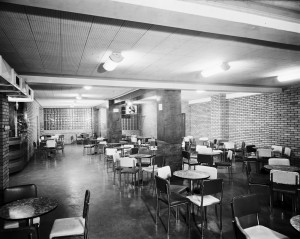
xmin=211 ymin=94 xmax=228 ymax=140
xmin=156 ymin=90 xmax=182 ymax=171
xmin=0 ymin=94 xmax=9 ymax=191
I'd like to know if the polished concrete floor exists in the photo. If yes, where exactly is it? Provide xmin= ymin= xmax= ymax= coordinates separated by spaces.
xmin=8 ymin=144 xmax=300 ymax=239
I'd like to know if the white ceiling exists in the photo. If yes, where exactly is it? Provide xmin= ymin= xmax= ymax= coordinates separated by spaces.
xmin=0 ymin=0 xmax=300 ymax=107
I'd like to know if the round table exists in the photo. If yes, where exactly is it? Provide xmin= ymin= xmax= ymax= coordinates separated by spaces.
xmin=0 ymin=197 xmax=58 ymax=226
xmin=173 ymin=170 xmax=210 ymax=192
xmin=290 ymin=215 xmax=300 ymax=232
xmin=263 ymin=165 xmax=300 ymax=172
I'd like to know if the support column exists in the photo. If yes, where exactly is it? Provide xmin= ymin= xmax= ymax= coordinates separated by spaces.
xmin=0 ymin=94 xmax=9 ymax=194
xmin=211 ymin=94 xmax=228 ymax=140
xmin=156 ymin=90 xmax=182 ymax=171
xmin=107 ymin=100 xmax=122 ymax=143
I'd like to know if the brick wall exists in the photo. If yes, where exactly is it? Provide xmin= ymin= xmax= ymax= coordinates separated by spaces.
xmin=186 ymin=85 xmax=300 ymax=158
xmin=26 ymin=100 xmax=41 ymax=161
xmin=0 ymin=94 xmax=9 ymax=190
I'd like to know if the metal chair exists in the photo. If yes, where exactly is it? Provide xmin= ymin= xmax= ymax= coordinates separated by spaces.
xmin=83 ymin=138 xmax=95 ymax=155
xmin=155 ymin=175 xmax=190 ymax=235
xmin=245 ymin=161 xmax=270 ymax=193
xmin=49 ymin=190 xmax=90 ymax=239
xmin=119 ymin=157 xmax=140 ymax=188
xmin=187 ymin=179 xmax=223 ymax=238
xmin=270 ymin=170 xmax=299 ymax=212
xmin=157 ymin=166 xmax=188 ymax=194
xmin=182 ymin=150 xmax=198 ymax=170
xmin=231 ymin=194 xmax=289 ymax=239
xmin=215 ymin=149 xmax=233 ymax=179
xmin=242 ymin=145 xmax=257 ymax=173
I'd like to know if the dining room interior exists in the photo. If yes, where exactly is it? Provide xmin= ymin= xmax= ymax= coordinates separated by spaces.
xmin=0 ymin=0 xmax=300 ymax=238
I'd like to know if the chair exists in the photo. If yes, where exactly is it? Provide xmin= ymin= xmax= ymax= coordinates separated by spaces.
xmin=256 ymin=148 xmax=272 ymax=170
xmin=105 ymin=148 xmax=117 ymax=171
xmin=245 ymin=161 xmax=270 ymax=193
xmin=83 ymin=138 xmax=95 ymax=155
xmin=187 ymin=179 xmax=223 ymax=238
xmin=268 ymin=158 xmax=290 ymax=166
xmin=197 ymin=153 xmax=214 ymax=167
xmin=194 ymin=165 xmax=217 ymax=179
xmin=0 ymin=226 xmax=38 ymax=239
xmin=112 ymin=152 xmax=122 ymax=185
xmin=182 ymin=150 xmax=198 ymax=170
xmin=283 ymin=147 xmax=292 ymax=161
xmin=138 ymin=147 xmax=153 ymax=167
xmin=157 ymin=166 xmax=188 ymax=194
xmin=270 ymin=170 xmax=299 ymax=212
xmin=56 ymin=139 xmax=64 ymax=153
xmin=154 ymin=175 xmax=190 ymax=235
xmin=242 ymin=145 xmax=257 ymax=173
xmin=271 ymin=145 xmax=283 ymax=157
xmin=119 ymin=157 xmax=140 ymax=188
xmin=46 ymin=139 xmax=57 ymax=158
xmin=231 ymin=193 xmax=289 ymax=239
xmin=235 ymin=141 xmax=245 ymax=161
xmin=3 ymin=184 xmax=40 ymax=235
xmin=49 ymin=190 xmax=90 ymax=239
xmin=98 ymin=141 xmax=107 ymax=156
xmin=142 ymin=156 xmax=165 ymax=192
xmin=215 ymin=149 xmax=233 ymax=179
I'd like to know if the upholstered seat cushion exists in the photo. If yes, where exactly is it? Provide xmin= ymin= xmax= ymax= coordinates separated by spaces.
xmin=49 ymin=217 xmax=85 ymax=239
xmin=244 ymin=225 xmax=289 ymax=239
xmin=159 ymin=192 xmax=190 ymax=206
xmin=187 ymin=194 xmax=220 ymax=207
xmin=121 ymin=168 xmax=139 ymax=174
xmin=170 ymin=184 xmax=188 ymax=194
xmin=84 ymin=144 xmax=95 ymax=148
xmin=142 ymin=165 xmax=158 ymax=173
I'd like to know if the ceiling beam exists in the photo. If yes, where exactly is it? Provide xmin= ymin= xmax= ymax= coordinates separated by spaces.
xmin=22 ymin=75 xmax=282 ymax=93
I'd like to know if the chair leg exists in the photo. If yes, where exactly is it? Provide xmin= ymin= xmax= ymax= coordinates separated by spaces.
xmin=220 ymin=203 xmax=222 ymax=231
xmin=167 ymin=205 xmax=171 ymax=235
xmin=201 ymin=206 xmax=204 ymax=239
xmin=155 ymin=198 xmax=159 ymax=224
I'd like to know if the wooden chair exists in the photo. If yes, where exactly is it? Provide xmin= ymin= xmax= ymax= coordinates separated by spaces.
xmin=49 ymin=190 xmax=90 ymax=239
xmin=187 ymin=179 xmax=223 ymax=238
xmin=155 ymin=175 xmax=190 ymax=235
xmin=231 ymin=194 xmax=289 ymax=239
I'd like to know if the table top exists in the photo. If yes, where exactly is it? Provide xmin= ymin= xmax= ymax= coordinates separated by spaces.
xmin=129 ymin=154 xmax=152 ymax=158
xmin=173 ymin=170 xmax=210 ymax=180
xmin=264 ymin=165 xmax=300 ymax=172
xmin=0 ymin=197 xmax=58 ymax=221
xmin=290 ymin=215 xmax=300 ymax=232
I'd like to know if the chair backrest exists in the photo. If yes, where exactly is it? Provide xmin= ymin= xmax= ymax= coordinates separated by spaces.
xmin=284 ymin=147 xmax=291 ymax=157
xmin=119 ymin=157 xmax=136 ymax=168
xmin=155 ymin=175 xmax=170 ymax=195
xmin=106 ymin=148 xmax=117 ymax=156
xmin=130 ymin=147 xmax=139 ymax=155
xmin=224 ymin=142 xmax=235 ymax=150
xmin=271 ymin=145 xmax=283 ymax=153
xmin=182 ymin=150 xmax=190 ymax=160
xmin=245 ymin=145 xmax=256 ymax=153
xmin=270 ymin=170 xmax=299 ymax=185
xmin=195 ymin=165 xmax=217 ymax=179
xmin=46 ymin=139 xmax=56 ymax=148
xmin=157 ymin=166 xmax=171 ymax=179
xmin=197 ymin=154 xmax=214 ymax=166
xmin=131 ymin=136 xmax=137 ymax=143
xmin=268 ymin=158 xmax=290 ymax=166
xmin=257 ymin=148 xmax=272 ymax=158
xmin=231 ymin=193 xmax=260 ymax=224
xmin=112 ymin=153 xmax=120 ymax=163
xmin=4 ymin=184 xmax=37 ymax=204
xmin=153 ymin=156 xmax=165 ymax=167
xmin=227 ymin=150 xmax=233 ymax=161
xmin=201 ymin=179 xmax=223 ymax=197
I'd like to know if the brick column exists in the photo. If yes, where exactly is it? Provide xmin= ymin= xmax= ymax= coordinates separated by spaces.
xmin=0 ymin=94 xmax=9 ymax=191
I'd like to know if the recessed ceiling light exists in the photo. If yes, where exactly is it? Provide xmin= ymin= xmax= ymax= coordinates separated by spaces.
xmin=277 ymin=72 xmax=300 ymax=82
xmin=84 ymin=86 xmax=92 ymax=90
xmin=201 ymin=62 xmax=230 ymax=78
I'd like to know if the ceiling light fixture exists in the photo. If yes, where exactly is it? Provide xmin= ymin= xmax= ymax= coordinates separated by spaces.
xmin=84 ymin=86 xmax=92 ymax=90
xmin=103 ymin=53 xmax=124 ymax=71
xmin=277 ymin=72 xmax=300 ymax=82
xmin=200 ymin=62 xmax=230 ymax=78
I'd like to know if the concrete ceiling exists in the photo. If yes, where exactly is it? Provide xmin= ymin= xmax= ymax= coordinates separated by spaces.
xmin=0 ymin=0 xmax=300 ymax=107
